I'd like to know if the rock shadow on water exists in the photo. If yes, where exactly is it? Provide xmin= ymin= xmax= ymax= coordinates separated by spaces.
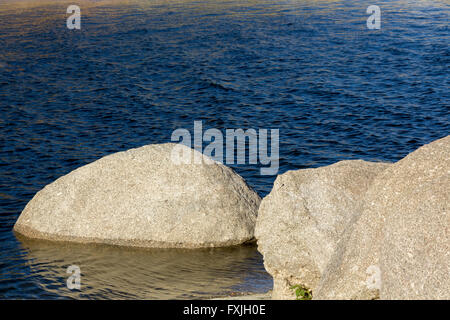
xmin=15 ymin=235 xmax=272 ymax=299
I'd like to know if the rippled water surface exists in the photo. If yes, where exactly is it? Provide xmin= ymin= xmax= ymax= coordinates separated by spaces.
xmin=0 ymin=0 xmax=449 ymax=299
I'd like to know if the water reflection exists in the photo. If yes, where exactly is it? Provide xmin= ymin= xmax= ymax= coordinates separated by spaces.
xmin=16 ymin=235 xmax=272 ymax=299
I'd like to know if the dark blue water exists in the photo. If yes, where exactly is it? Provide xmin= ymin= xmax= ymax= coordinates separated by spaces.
xmin=0 ymin=0 xmax=448 ymax=299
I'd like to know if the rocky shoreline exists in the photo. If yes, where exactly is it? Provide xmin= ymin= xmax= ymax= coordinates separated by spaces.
xmin=256 ymin=135 xmax=449 ymax=300
xmin=14 ymin=135 xmax=449 ymax=299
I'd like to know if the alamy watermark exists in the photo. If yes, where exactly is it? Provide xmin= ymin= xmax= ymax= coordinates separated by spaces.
xmin=365 ymin=265 xmax=382 ymax=290
xmin=170 ymin=121 xmax=279 ymax=175
xmin=367 ymin=5 xmax=381 ymax=30
xmin=66 ymin=5 xmax=380 ymax=31
xmin=66 ymin=5 xmax=81 ymax=30
xmin=66 ymin=265 xmax=81 ymax=290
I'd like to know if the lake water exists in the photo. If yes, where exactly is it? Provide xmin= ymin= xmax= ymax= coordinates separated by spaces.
xmin=0 ymin=0 xmax=448 ymax=299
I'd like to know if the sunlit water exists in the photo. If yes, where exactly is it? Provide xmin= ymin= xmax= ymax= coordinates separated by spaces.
xmin=0 ymin=0 xmax=448 ymax=299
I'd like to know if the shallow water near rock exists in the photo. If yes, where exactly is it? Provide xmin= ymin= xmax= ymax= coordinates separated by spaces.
xmin=6 ymin=236 xmax=271 ymax=299
xmin=0 ymin=0 xmax=448 ymax=299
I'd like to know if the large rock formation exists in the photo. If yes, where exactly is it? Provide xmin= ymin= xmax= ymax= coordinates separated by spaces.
xmin=254 ymin=160 xmax=390 ymax=299
xmin=315 ymin=135 xmax=450 ymax=300
xmin=14 ymin=143 xmax=261 ymax=248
